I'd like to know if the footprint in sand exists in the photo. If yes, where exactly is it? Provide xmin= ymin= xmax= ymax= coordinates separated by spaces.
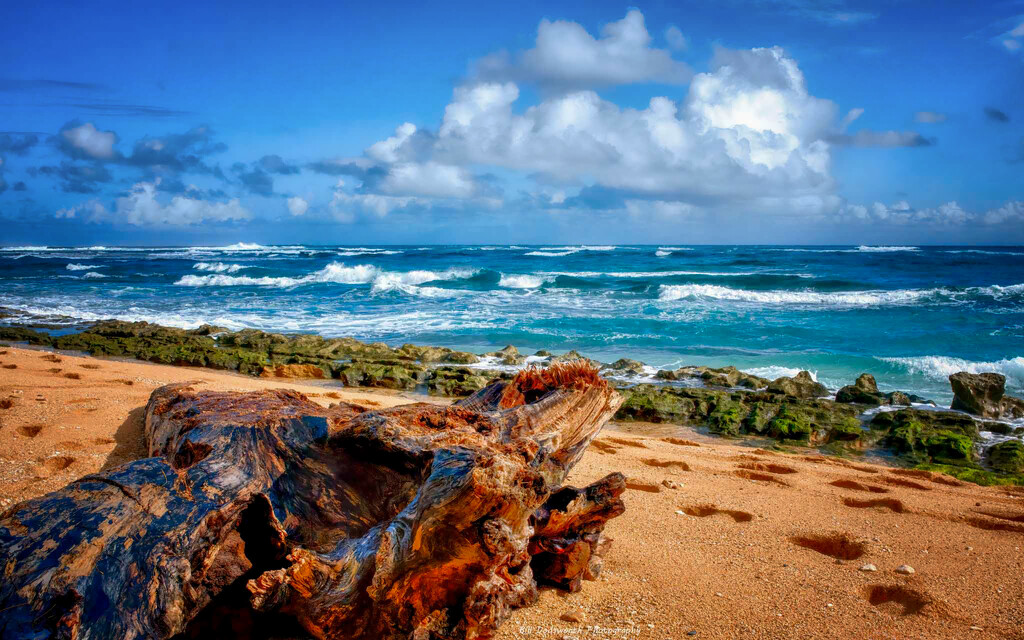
xmin=803 ymin=455 xmax=879 ymax=474
xmin=830 ymin=479 xmax=890 ymax=494
xmin=3 ymin=364 xmax=18 ymax=369
xmin=642 ymin=458 xmax=691 ymax=471
xmin=625 ymin=480 xmax=663 ymax=493
xmin=112 ymin=379 xmax=135 ymax=386
xmin=842 ymin=497 xmax=906 ymax=513
xmin=47 ymin=368 xmax=63 ymax=374
xmin=17 ymin=425 xmax=44 ymax=438
xmin=863 ymin=584 xmax=932 ymax=616
xmin=789 ymin=532 xmax=866 ymax=560
xmin=31 ymin=456 xmax=76 ymax=478
xmin=605 ymin=436 xmax=648 ymax=449
xmin=662 ymin=437 xmax=700 ymax=447
xmin=79 ymin=363 xmax=101 ymax=370
xmin=882 ymin=477 xmax=932 ymax=491
xmin=40 ymin=354 xmax=62 ymax=363
xmin=963 ymin=516 xmax=1024 ymax=534
xmin=737 ymin=461 xmax=797 ymax=475
xmin=891 ymin=468 xmax=962 ymax=487
xmin=590 ymin=440 xmax=620 ymax=454
xmin=0 ymin=398 xmax=14 ymax=410
xmin=682 ymin=503 xmax=754 ymax=522
xmin=92 ymin=437 xmax=116 ymax=445
xmin=974 ymin=510 xmax=1024 ymax=523
xmin=63 ymin=372 xmax=82 ymax=380
xmin=734 ymin=469 xmax=790 ymax=486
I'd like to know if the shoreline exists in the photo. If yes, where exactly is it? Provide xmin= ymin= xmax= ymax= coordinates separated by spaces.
xmin=2 ymin=344 xmax=1023 ymax=638
xmin=2 ymin=319 xmax=1023 ymax=488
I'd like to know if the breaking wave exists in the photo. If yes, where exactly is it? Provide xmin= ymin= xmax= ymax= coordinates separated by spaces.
xmin=498 ymin=274 xmax=552 ymax=289
xmin=66 ymin=263 xmax=101 ymax=271
xmin=878 ymin=355 xmax=1024 ymax=386
xmin=193 ymin=262 xmax=245 ymax=273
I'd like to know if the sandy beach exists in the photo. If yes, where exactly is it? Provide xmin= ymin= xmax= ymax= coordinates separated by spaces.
xmin=2 ymin=345 xmax=1023 ymax=639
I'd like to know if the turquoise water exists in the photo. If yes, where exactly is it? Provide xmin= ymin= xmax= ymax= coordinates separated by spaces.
xmin=2 ymin=243 xmax=1023 ymax=403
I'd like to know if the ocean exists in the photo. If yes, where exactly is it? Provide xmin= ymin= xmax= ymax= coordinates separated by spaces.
xmin=2 ymin=243 xmax=1022 ymax=404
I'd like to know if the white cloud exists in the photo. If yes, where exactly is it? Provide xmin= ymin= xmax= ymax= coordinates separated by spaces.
xmin=915 ymin=111 xmax=947 ymax=123
xmin=983 ymin=201 xmax=1024 ymax=225
xmin=287 ymin=196 xmax=309 ymax=216
xmin=665 ymin=25 xmax=687 ymax=51
xmin=59 ymin=179 xmax=250 ymax=226
xmin=842 ymin=199 xmax=1021 ymax=226
xmin=1004 ymin=38 xmax=1022 ymax=52
xmin=475 ymin=10 xmax=692 ymax=91
xmin=60 ymin=122 xmax=117 ymax=159
xmin=839 ymin=107 xmax=864 ymax=129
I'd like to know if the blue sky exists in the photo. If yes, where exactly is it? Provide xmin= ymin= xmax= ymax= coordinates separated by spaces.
xmin=1 ymin=0 xmax=1022 ymax=245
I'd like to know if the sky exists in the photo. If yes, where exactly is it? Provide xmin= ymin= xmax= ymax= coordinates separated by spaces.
xmin=1 ymin=0 xmax=1022 ymax=246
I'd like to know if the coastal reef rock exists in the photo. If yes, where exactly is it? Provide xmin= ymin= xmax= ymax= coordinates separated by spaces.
xmin=766 ymin=371 xmax=829 ymax=399
xmin=949 ymin=372 xmax=1024 ymax=420
xmin=835 ymin=373 xmax=922 ymax=407
xmin=0 ymin=362 xmax=625 ymax=640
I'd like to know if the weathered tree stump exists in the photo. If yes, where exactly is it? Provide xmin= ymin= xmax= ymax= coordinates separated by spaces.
xmin=0 ymin=362 xmax=625 ymax=639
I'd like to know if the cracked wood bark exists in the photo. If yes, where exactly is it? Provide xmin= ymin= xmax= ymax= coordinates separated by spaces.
xmin=0 ymin=362 xmax=625 ymax=640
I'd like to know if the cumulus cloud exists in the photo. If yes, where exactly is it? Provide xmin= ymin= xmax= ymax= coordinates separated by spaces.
xmin=57 ymin=179 xmax=250 ymax=226
xmin=287 ymin=196 xmax=309 ymax=216
xmin=843 ymin=199 xmax=1022 ymax=226
xmin=998 ymin=19 xmax=1024 ymax=52
xmin=914 ymin=111 xmax=947 ymax=123
xmin=56 ymin=121 xmax=118 ymax=160
xmin=475 ymin=10 xmax=693 ymax=91
xmin=665 ymin=26 xmax=687 ymax=51
xmin=124 ymin=125 xmax=227 ymax=172
xmin=313 ymin=30 xmax=945 ymax=224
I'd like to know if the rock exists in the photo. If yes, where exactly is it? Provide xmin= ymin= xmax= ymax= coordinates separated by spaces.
xmin=259 ymin=363 xmax=328 ymax=379
xmin=887 ymin=391 xmax=912 ymax=406
xmin=950 ymin=372 xmax=1007 ymax=418
xmin=767 ymin=371 xmax=829 ymax=399
xmin=870 ymin=408 xmax=979 ymax=463
xmin=859 ymin=564 xmax=877 ymax=572
xmin=605 ymin=358 xmax=647 ymax=375
xmin=427 ymin=367 xmax=504 ymax=397
xmin=441 ymin=350 xmax=480 ymax=365
xmin=559 ymin=611 xmax=586 ymax=623
xmin=895 ymin=565 xmax=915 ymax=575
xmin=487 ymin=345 xmax=525 ymax=366
xmin=988 ymin=440 xmax=1024 ymax=473
xmin=335 ymin=360 xmax=428 ymax=390
xmin=661 ymin=479 xmax=683 ymax=490
xmin=1002 ymin=395 xmax=1024 ymax=420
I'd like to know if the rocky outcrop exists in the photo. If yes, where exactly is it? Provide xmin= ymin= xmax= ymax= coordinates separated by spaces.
xmin=615 ymin=385 xmax=862 ymax=444
xmin=426 ymin=367 xmax=507 ymax=396
xmin=949 ymin=372 xmax=1024 ymax=419
xmin=487 ymin=345 xmax=525 ymax=365
xmin=260 ymin=363 xmax=329 ymax=379
xmin=604 ymin=358 xmax=647 ymax=376
xmin=0 ymin=364 xmax=625 ymax=640
xmin=988 ymin=440 xmax=1024 ymax=473
xmin=766 ymin=371 xmax=829 ymax=399
xmin=869 ymin=408 xmax=978 ymax=464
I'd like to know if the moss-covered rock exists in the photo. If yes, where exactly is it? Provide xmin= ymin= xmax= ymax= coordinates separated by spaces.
xmin=988 ymin=440 xmax=1024 ymax=473
xmin=872 ymin=409 xmax=979 ymax=464
xmin=766 ymin=403 xmax=813 ymax=441
xmin=707 ymin=398 xmax=746 ymax=436
xmin=426 ymin=367 xmax=501 ymax=397
xmin=335 ymin=360 xmax=428 ymax=390
xmin=0 ymin=327 xmax=53 ymax=345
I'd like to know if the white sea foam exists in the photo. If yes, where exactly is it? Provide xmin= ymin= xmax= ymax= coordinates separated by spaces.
xmin=193 ymin=262 xmax=245 ymax=273
xmin=878 ymin=355 xmax=1024 ymax=385
xmin=174 ymin=263 xmax=478 ymax=295
xmin=499 ymin=274 xmax=551 ymax=289
xmin=337 ymin=249 xmax=402 ymax=256
xmin=741 ymin=366 xmax=817 ymax=381
xmin=66 ymin=263 xmax=101 ymax=271
xmin=82 ymin=272 xmax=107 ymax=279
xmin=526 ymin=250 xmax=578 ymax=257
xmin=943 ymin=249 xmax=1024 ymax=256
xmin=655 ymin=250 xmax=672 ymax=257
xmin=542 ymin=270 xmax=791 ymax=278
xmin=856 ymin=245 xmax=920 ymax=252
xmin=657 ymin=284 xmax=946 ymax=306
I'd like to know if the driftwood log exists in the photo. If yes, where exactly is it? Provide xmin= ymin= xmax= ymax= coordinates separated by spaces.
xmin=0 ymin=362 xmax=625 ymax=639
